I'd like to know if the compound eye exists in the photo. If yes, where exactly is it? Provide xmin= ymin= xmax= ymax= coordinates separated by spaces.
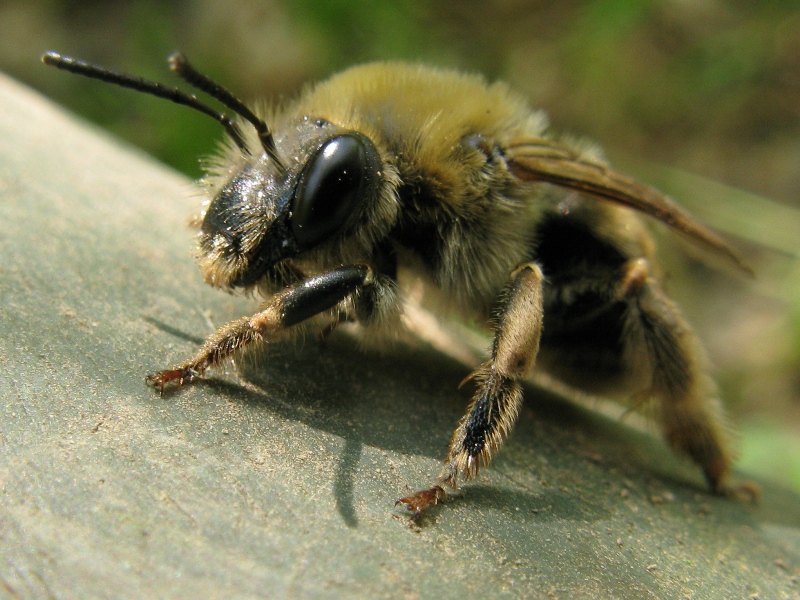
xmin=291 ymin=134 xmax=375 ymax=248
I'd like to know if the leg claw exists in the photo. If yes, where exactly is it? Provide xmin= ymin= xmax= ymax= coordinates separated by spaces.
xmin=718 ymin=479 xmax=760 ymax=503
xmin=145 ymin=367 xmax=197 ymax=395
xmin=396 ymin=486 xmax=445 ymax=516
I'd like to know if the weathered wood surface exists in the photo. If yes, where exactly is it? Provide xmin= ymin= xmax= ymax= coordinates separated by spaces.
xmin=0 ymin=73 xmax=798 ymax=599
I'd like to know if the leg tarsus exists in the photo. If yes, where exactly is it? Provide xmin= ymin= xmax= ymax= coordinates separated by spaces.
xmin=720 ymin=481 xmax=760 ymax=502
xmin=708 ymin=472 xmax=760 ymax=503
xmin=396 ymin=485 xmax=446 ymax=516
xmin=145 ymin=366 xmax=200 ymax=395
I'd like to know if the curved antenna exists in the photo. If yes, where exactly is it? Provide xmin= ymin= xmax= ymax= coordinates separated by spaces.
xmin=168 ymin=52 xmax=284 ymax=171
xmin=41 ymin=51 xmax=282 ymax=168
xmin=42 ymin=52 xmax=248 ymax=151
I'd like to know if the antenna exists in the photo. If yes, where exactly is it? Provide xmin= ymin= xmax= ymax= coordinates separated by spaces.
xmin=41 ymin=51 xmax=284 ymax=170
xmin=168 ymin=52 xmax=283 ymax=170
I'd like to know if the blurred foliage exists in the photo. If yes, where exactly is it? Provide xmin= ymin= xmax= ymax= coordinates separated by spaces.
xmin=0 ymin=0 xmax=798 ymax=490
xmin=3 ymin=1 xmax=798 ymax=200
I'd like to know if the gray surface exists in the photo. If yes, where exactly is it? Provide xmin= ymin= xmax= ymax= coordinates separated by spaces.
xmin=0 ymin=72 xmax=798 ymax=599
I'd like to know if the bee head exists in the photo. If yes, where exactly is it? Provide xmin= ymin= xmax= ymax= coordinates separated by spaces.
xmin=40 ymin=52 xmax=390 ymax=290
xmin=199 ymin=124 xmax=383 ymax=288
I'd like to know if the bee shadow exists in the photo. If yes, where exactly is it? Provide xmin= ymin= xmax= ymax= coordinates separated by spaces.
xmin=177 ymin=332 xmax=687 ymax=527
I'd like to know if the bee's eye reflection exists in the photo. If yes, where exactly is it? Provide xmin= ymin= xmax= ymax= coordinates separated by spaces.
xmin=291 ymin=133 xmax=378 ymax=248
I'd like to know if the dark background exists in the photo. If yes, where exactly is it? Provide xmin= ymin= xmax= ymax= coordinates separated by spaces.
xmin=1 ymin=0 xmax=798 ymax=490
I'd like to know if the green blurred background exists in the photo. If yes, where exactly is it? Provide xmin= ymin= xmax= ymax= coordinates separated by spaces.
xmin=1 ymin=0 xmax=798 ymax=491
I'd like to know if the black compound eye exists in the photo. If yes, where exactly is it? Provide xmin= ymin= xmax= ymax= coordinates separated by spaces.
xmin=291 ymin=134 xmax=376 ymax=248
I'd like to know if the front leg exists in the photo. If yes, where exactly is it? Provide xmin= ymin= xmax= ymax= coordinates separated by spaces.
xmin=146 ymin=264 xmax=374 ymax=393
xmin=398 ymin=263 xmax=544 ymax=515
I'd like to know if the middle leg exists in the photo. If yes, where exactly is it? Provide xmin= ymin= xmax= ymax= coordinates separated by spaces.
xmin=397 ymin=263 xmax=544 ymax=514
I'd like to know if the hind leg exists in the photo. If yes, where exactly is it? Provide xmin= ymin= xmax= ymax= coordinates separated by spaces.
xmin=617 ymin=259 xmax=752 ymax=495
xmin=542 ymin=255 xmax=749 ymax=497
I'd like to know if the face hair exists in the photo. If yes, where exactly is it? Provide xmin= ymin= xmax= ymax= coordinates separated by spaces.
xmin=41 ymin=51 xmax=281 ymax=168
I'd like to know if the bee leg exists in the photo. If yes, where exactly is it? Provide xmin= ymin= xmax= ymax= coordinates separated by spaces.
xmin=618 ymin=259 xmax=755 ymax=498
xmin=397 ymin=263 xmax=544 ymax=515
xmin=146 ymin=264 xmax=373 ymax=394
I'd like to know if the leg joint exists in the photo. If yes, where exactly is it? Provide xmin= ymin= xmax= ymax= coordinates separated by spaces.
xmin=279 ymin=264 xmax=372 ymax=327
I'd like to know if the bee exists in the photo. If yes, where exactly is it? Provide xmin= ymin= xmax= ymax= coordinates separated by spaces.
xmin=43 ymin=51 xmax=754 ymax=515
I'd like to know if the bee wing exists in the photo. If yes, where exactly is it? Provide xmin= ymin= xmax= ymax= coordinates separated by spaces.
xmin=504 ymin=138 xmax=752 ymax=276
